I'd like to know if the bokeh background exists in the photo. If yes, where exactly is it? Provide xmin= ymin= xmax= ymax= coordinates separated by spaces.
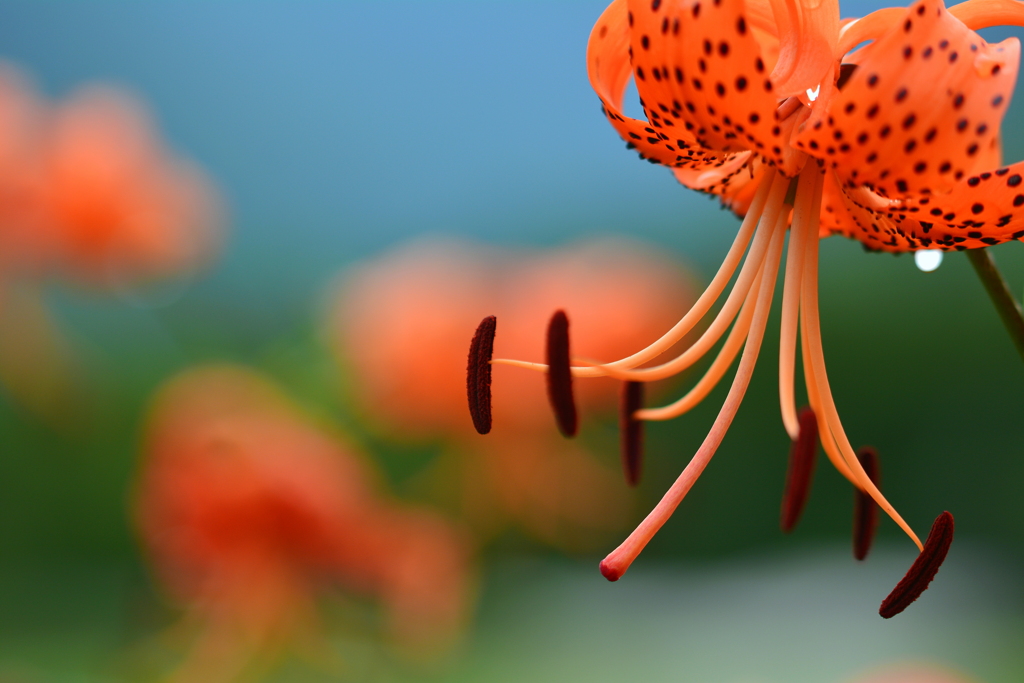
xmin=1 ymin=2 xmax=1023 ymax=682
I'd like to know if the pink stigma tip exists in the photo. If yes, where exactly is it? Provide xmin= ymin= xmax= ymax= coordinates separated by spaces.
xmin=599 ymin=559 xmax=623 ymax=582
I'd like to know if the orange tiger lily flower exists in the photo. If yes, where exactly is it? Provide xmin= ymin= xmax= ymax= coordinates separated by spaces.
xmin=483 ymin=0 xmax=1024 ymax=614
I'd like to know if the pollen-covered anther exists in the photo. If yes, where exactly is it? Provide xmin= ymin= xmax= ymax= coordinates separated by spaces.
xmin=780 ymin=406 xmax=819 ymax=532
xmin=878 ymin=511 xmax=955 ymax=618
xmin=620 ymin=381 xmax=645 ymax=487
xmin=853 ymin=446 xmax=881 ymax=560
xmin=546 ymin=310 xmax=579 ymax=437
xmin=466 ymin=315 xmax=497 ymax=435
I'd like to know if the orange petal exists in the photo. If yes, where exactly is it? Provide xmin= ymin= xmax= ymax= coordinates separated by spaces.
xmin=950 ymin=0 xmax=1024 ymax=30
xmin=588 ymin=0 xmax=736 ymax=171
xmin=897 ymin=161 xmax=1024 ymax=248
xmin=818 ymin=169 xmax=909 ymax=250
xmin=671 ymin=149 xmax=755 ymax=193
xmin=767 ymin=0 xmax=840 ymax=98
xmin=837 ymin=7 xmax=905 ymax=56
xmin=745 ymin=0 xmax=782 ymax=36
xmin=821 ymin=161 xmax=1024 ymax=252
xmin=615 ymin=0 xmax=783 ymax=163
xmin=677 ymin=155 xmax=773 ymax=215
xmin=794 ymin=0 xmax=1019 ymax=199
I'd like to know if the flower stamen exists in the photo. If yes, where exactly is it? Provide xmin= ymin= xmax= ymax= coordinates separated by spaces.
xmin=546 ymin=310 xmax=578 ymax=437
xmin=800 ymin=190 xmax=924 ymax=549
xmin=620 ymin=381 xmax=645 ymax=487
xmin=853 ymin=446 xmax=881 ymax=561
xmin=599 ymin=203 xmax=789 ymax=582
xmin=634 ymin=271 xmax=757 ymax=421
xmin=574 ymin=172 xmax=792 ymax=384
xmin=879 ymin=511 xmax=955 ymax=618
xmin=489 ymin=169 xmax=779 ymax=379
xmin=779 ymin=166 xmax=821 ymax=439
xmin=466 ymin=315 xmax=497 ymax=435
xmin=780 ymin=406 xmax=820 ymax=533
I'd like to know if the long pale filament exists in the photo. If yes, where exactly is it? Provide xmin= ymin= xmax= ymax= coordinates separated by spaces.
xmin=798 ymin=168 xmax=924 ymax=551
xmin=800 ymin=291 xmax=856 ymax=483
xmin=778 ymin=163 xmax=819 ymax=439
xmin=567 ymin=172 xmax=792 ymax=382
xmin=636 ymin=247 xmax=761 ymax=421
xmin=490 ymin=168 xmax=784 ymax=378
xmin=600 ymin=207 xmax=788 ymax=580
xmin=794 ymin=171 xmax=856 ymax=484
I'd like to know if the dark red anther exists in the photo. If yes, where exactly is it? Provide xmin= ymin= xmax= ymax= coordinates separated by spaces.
xmin=879 ymin=511 xmax=955 ymax=619
xmin=546 ymin=309 xmax=578 ymax=437
xmin=466 ymin=315 xmax=497 ymax=434
xmin=620 ymin=381 xmax=645 ymax=487
xmin=780 ymin=406 xmax=819 ymax=533
xmin=853 ymin=446 xmax=881 ymax=561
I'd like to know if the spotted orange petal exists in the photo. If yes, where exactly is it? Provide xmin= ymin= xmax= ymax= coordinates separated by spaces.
xmin=619 ymin=0 xmax=783 ymax=164
xmin=588 ymin=0 xmax=736 ymax=172
xmin=671 ymin=149 xmax=756 ymax=195
xmin=896 ymin=161 xmax=1024 ymax=247
xmin=819 ymin=169 xmax=916 ymax=250
xmin=678 ymin=155 xmax=772 ymax=214
xmin=821 ymin=160 xmax=1024 ymax=252
xmin=795 ymin=0 xmax=1019 ymax=199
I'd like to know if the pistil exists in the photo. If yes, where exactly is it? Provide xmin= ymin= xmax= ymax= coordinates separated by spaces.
xmin=599 ymin=197 xmax=790 ymax=581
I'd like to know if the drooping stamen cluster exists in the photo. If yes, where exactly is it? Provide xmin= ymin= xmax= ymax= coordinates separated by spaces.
xmin=466 ymin=148 xmax=954 ymax=615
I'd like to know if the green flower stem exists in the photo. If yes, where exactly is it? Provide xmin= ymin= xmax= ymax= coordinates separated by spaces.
xmin=966 ymin=247 xmax=1024 ymax=364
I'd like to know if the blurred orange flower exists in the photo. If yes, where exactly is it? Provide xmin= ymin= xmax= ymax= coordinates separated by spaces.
xmin=0 ymin=61 xmax=223 ymax=423
xmin=0 ymin=64 xmax=48 ymax=275
xmin=330 ymin=239 xmax=696 ymax=549
xmin=134 ymin=365 xmax=471 ymax=680
xmin=36 ymin=86 xmax=221 ymax=287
